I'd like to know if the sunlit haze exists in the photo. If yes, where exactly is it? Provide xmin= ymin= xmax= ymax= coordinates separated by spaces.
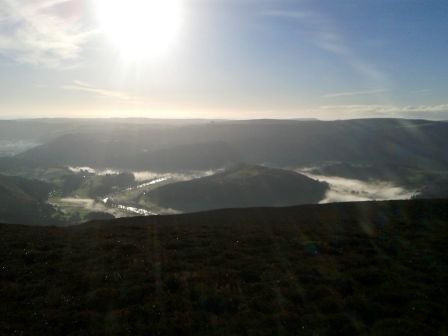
xmin=0 ymin=0 xmax=447 ymax=119
xmin=95 ymin=0 xmax=183 ymax=61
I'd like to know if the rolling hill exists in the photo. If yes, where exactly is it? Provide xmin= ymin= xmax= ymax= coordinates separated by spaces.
xmin=0 ymin=199 xmax=447 ymax=335
xmin=146 ymin=164 xmax=329 ymax=212
xmin=12 ymin=119 xmax=448 ymax=171
xmin=0 ymin=174 xmax=58 ymax=225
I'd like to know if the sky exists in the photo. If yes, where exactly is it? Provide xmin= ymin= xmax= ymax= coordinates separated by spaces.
xmin=0 ymin=0 xmax=447 ymax=120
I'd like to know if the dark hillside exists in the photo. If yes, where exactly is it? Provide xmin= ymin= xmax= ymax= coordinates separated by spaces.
xmin=1 ymin=199 xmax=447 ymax=335
xmin=0 ymin=174 xmax=58 ymax=225
xmin=147 ymin=165 xmax=329 ymax=212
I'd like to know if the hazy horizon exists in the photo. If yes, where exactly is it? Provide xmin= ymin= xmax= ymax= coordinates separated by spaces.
xmin=0 ymin=116 xmax=447 ymax=122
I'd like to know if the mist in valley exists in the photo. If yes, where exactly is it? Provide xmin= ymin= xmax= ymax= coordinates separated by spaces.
xmin=0 ymin=118 xmax=447 ymax=225
xmin=60 ymin=163 xmax=419 ymax=220
xmin=300 ymin=172 xmax=417 ymax=203
xmin=0 ymin=140 xmax=40 ymax=157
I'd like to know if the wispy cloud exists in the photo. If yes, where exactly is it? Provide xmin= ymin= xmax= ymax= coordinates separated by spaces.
xmin=412 ymin=89 xmax=432 ymax=94
xmin=263 ymin=9 xmax=390 ymax=88
xmin=0 ymin=0 xmax=94 ymax=68
xmin=62 ymin=81 xmax=140 ymax=102
xmin=324 ymin=89 xmax=389 ymax=99
xmin=312 ymin=103 xmax=448 ymax=119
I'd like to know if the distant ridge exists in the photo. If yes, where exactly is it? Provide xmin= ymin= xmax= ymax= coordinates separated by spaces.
xmin=10 ymin=118 xmax=448 ymax=171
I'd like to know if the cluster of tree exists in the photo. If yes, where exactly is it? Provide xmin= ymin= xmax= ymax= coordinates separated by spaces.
xmin=56 ymin=171 xmax=135 ymax=198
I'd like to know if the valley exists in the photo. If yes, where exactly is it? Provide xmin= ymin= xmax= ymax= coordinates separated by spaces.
xmin=0 ymin=118 xmax=447 ymax=226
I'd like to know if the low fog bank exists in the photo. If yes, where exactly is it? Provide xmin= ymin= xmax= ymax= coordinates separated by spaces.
xmin=56 ymin=167 xmax=222 ymax=219
xmin=68 ymin=166 xmax=219 ymax=182
xmin=299 ymin=172 xmax=416 ymax=203
xmin=68 ymin=165 xmax=417 ymax=206
xmin=132 ymin=169 xmax=219 ymax=182
xmin=0 ymin=141 xmax=40 ymax=157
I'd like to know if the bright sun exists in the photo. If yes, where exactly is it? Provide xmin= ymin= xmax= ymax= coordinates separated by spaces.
xmin=95 ymin=0 xmax=183 ymax=60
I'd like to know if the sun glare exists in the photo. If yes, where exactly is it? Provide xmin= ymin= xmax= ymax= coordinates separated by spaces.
xmin=95 ymin=0 xmax=183 ymax=61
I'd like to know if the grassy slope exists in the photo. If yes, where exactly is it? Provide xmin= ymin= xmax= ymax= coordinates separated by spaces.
xmin=1 ymin=199 xmax=447 ymax=335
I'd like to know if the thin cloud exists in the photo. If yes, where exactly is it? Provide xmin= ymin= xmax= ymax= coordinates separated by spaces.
xmin=263 ymin=9 xmax=390 ymax=88
xmin=412 ymin=89 xmax=432 ymax=94
xmin=263 ymin=10 xmax=315 ymax=20
xmin=0 ymin=0 xmax=94 ymax=68
xmin=312 ymin=103 xmax=448 ymax=119
xmin=62 ymin=81 xmax=140 ymax=102
xmin=324 ymin=89 xmax=389 ymax=99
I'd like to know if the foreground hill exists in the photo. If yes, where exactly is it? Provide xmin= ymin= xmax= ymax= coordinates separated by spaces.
xmin=0 ymin=174 xmax=58 ymax=225
xmin=1 ymin=199 xmax=447 ymax=335
xmin=147 ymin=165 xmax=329 ymax=212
